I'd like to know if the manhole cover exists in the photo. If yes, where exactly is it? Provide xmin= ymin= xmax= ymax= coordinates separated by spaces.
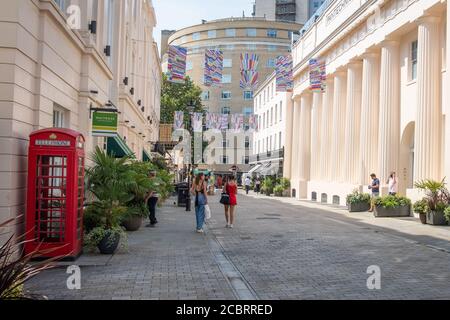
xmin=256 ymin=217 xmax=281 ymax=220
xmin=265 ymin=214 xmax=282 ymax=217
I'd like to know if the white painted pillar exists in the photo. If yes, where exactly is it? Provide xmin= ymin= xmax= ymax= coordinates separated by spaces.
xmin=283 ymin=97 xmax=294 ymax=179
xmin=330 ymin=72 xmax=347 ymax=183
xmin=378 ymin=40 xmax=400 ymax=191
xmin=359 ymin=52 xmax=380 ymax=186
xmin=298 ymin=93 xmax=312 ymax=198
xmin=446 ymin=5 xmax=450 ymax=182
xmin=319 ymin=78 xmax=334 ymax=182
xmin=291 ymin=98 xmax=302 ymax=194
xmin=414 ymin=16 xmax=442 ymax=182
xmin=310 ymin=92 xmax=322 ymax=181
xmin=343 ymin=62 xmax=363 ymax=185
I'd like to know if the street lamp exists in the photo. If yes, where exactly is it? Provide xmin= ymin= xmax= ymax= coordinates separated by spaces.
xmin=185 ymin=100 xmax=195 ymax=212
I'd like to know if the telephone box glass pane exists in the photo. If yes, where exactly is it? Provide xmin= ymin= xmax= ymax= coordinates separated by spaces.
xmin=35 ymin=155 xmax=67 ymax=242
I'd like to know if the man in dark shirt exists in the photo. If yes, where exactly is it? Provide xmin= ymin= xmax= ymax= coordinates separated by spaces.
xmin=368 ymin=173 xmax=380 ymax=212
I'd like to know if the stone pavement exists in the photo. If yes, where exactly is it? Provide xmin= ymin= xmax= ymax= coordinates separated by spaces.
xmin=26 ymin=192 xmax=450 ymax=300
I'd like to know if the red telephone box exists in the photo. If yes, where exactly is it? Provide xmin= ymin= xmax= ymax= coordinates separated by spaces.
xmin=25 ymin=128 xmax=85 ymax=260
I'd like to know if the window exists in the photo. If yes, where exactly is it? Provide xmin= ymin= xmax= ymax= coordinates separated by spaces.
xmin=181 ymin=36 xmax=188 ymax=43
xmin=411 ymin=40 xmax=418 ymax=80
xmin=186 ymin=61 xmax=193 ymax=71
xmin=201 ymin=91 xmax=210 ymax=101
xmin=223 ymin=58 xmax=232 ymax=68
xmin=243 ymin=107 xmax=253 ymax=115
xmin=247 ymin=44 xmax=257 ymax=50
xmin=279 ymin=132 xmax=282 ymax=149
xmin=279 ymin=101 xmax=283 ymax=121
xmin=53 ymin=0 xmax=67 ymax=11
xmin=222 ymin=156 xmax=228 ymax=164
xmin=247 ymin=28 xmax=257 ymax=37
xmin=222 ymin=74 xmax=232 ymax=83
xmin=226 ymin=44 xmax=235 ymax=50
xmin=267 ymin=29 xmax=277 ymax=38
xmin=266 ymin=58 xmax=276 ymax=68
xmin=244 ymin=91 xmax=253 ymax=100
xmin=192 ymin=32 xmax=201 ymax=41
xmin=258 ymin=141 xmax=261 ymax=153
xmin=275 ymin=105 xmax=278 ymax=123
xmin=191 ymin=46 xmax=200 ymax=54
xmin=104 ymin=0 xmax=114 ymax=64
xmin=245 ymin=136 xmax=250 ymax=149
xmin=221 ymin=106 xmax=231 ymax=114
xmin=270 ymin=108 xmax=273 ymax=126
xmin=53 ymin=104 xmax=67 ymax=128
xmin=244 ymin=156 xmax=250 ymax=164
xmin=226 ymin=28 xmax=236 ymax=37
xmin=208 ymin=30 xmax=217 ymax=38
xmin=268 ymin=45 xmax=277 ymax=52
xmin=221 ymin=91 xmax=232 ymax=100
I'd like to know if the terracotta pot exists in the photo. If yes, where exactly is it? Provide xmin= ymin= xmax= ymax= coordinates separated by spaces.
xmin=122 ymin=216 xmax=143 ymax=232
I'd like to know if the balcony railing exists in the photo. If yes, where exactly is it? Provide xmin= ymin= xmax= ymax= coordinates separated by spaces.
xmin=249 ymin=148 xmax=285 ymax=163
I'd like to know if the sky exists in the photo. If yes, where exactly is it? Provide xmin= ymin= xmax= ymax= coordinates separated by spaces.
xmin=153 ymin=0 xmax=254 ymax=55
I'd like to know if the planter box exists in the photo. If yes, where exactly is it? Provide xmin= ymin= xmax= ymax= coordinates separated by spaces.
xmin=374 ymin=205 xmax=411 ymax=217
xmin=347 ymin=202 xmax=370 ymax=213
xmin=426 ymin=211 xmax=447 ymax=226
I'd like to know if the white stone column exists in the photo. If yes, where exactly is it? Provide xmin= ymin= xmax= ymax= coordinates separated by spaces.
xmin=359 ymin=52 xmax=380 ymax=185
xmin=298 ymin=93 xmax=312 ymax=198
xmin=310 ymin=92 xmax=322 ymax=181
xmin=378 ymin=40 xmax=400 ymax=190
xmin=283 ymin=97 xmax=294 ymax=179
xmin=319 ymin=78 xmax=334 ymax=181
xmin=291 ymin=98 xmax=302 ymax=193
xmin=330 ymin=72 xmax=347 ymax=182
xmin=414 ymin=16 xmax=442 ymax=182
xmin=343 ymin=62 xmax=363 ymax=184
xmin=446 ymin=5 xmax=450 ymax=182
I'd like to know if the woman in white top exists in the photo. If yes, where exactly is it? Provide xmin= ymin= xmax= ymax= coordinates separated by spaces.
xmin=387 ymin=171 xmax=398 ymax=196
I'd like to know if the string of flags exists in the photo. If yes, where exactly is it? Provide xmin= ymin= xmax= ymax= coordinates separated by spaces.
xmin=174 ymin=112 xmax=259 ymax=132
xmin=167 ymin=46 xmax=187 ymax=84
xmin=275 ymin=55 xmax=293 ymax=92
xmin=204 ymin=49 xmax=223 ymax=87
xmin=309 ymin=58 xmax=327 ymax=92
xmin=240 ymin=53 xmax=259 ymax=90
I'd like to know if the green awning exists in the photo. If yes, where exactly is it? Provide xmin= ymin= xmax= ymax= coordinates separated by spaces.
xmin=194 ymin=169 xmax=211 ymax=176
xmin=107 ymin=135 xmax=135 ymax=159
xmin=143 ymin=149 xmax=151 ymax=162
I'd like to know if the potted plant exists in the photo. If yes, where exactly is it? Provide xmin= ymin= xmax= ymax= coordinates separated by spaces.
xmin=414 ymin=179 xmax=450 ymax=226
xmin=413 ymin=199 xmax=429 ymax=224
xmin=274 ymin=185 xmax=284 ymax=197
xmin=444 ymin=206 xmax=450 ymax=225
xmin=278 ymin=178 xmax=291 ymax=197
xmin=373 ymin=195 xmax=411 ymax=217
xmin=84 ymin=148 xmax=132 ymax=254
xmin=262 ymin=177 xmax=274 ymax=196
xmin=346 ymin=190 xmax=371 ymax=212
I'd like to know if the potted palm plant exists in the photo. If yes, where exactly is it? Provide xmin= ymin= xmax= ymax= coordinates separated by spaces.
xmin=414 ymin=179 xmax=450 ymax=226
xmin=374 ymin=195 xmax=411 ymax=217
xmin=413 ymin=199 xmax=429 ymax=224
xmin=444 ymin=206 xmax=450 ymax=225
xmin=84 ymin=147 xmax=133 ymax=254
xmin=274 ymin=185 xmax=284 ymax=197
xmin=262 ymin=177 xmax=274 ymax=196
xmin=346 ymin=190 xmax=371 ymax=212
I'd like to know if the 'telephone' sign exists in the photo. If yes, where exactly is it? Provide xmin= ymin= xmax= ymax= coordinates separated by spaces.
xmin=92 ymin=112 xmax=118 ymax=137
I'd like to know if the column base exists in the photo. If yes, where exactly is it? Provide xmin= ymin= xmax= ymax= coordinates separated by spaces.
xmin=307 ymin=181 xmax=361 ymax=206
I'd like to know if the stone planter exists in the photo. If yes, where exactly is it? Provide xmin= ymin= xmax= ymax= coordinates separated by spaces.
xmin=426 ymin=211 xmax=447 ymax=226
xmin=374 ymin=205 xmax=411 ymax=217
xmin=347 ymin=202 xmax=370 ymax=213
xmin=419 ymin=213 xmax=427 ymax=225
xmin=122 ymin=216 xmax=143 ymax=232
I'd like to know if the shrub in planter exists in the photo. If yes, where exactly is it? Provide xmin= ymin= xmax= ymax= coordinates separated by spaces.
xmin=346 ymin=190 xmax=371 ymax=212
xmin=414 ymin=179 xmax=450 ymax=226
xmin=444 ymin=206 xmax=450 ymax=225
xmin=413 ymin=199 xmax=429 ymax=224
xmin=373 ymin=195 xmax=411 ymax=217
xmin=262 ymin=178 xmax=274 ymax=196
xmin=121 ymin=203 xmax=147 ymax=232
xmin=274 ymin=185 xmax=284 ymax=197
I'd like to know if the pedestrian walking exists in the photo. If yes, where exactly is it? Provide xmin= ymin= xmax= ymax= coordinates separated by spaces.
xmin=387 ymin=171 xmax=398 ymax=196
xmin=255 ymin=177 xmax=261 ymax=194
xmin=223 ymin=176 xmax=238 ymax=228
xmin=145 ymin=170 xmax=159 ymax=228
xmin=244 ymin=176 xmax=251 ymax=195
xmin=191 ymin=173 xmax=208 ymax=233
xmin=368 ymin=173 xmax=380 ymax=212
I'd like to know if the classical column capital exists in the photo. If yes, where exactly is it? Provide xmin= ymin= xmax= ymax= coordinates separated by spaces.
xmin=380 ymin=38 xmax=400 ymax=48
xmin=361 ymin=50 xmax=380 ymax=59
xmin=347 ymin=60 xmax=363 ymax=70
xmin=416 ymin=15 xmax=441 ymax=25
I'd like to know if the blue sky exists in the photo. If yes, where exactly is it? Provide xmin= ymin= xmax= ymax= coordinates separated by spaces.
xmin=153 ymin=0 xmax=254 ymax=54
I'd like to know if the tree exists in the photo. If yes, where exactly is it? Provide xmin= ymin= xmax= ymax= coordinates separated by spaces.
xmin=160 ymin=73 xmax=204 ymax=124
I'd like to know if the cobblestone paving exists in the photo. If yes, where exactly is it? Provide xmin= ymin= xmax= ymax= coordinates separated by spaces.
xmin=26 ymin=193 xmax=450 ymax=300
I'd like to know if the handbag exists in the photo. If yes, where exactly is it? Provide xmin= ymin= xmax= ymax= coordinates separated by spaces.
xmin=205 ymin=204 xmax=211 ymax=220
xmin=220 ymin=192 xmax=230 ymax=205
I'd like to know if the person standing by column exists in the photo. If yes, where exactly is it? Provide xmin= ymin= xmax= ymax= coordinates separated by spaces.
xmin=145 ymin=171 xmax=159 ymax=228
xmin=255 ymin=177 xmax=261 ymax=194
xmin=191 ymin=173 xmax=208 ymax=233
xmin=368 ymin=173 xmax=380 ymax=212
xmin=244 ymin=175 xmax=251 ymax=195
xmin=387 ymin=171 xmax=398 ymax=196
xmin=224 ymin=176 xmax=238 ymax=228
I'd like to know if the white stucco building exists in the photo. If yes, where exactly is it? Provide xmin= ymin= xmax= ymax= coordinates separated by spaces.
xmin=286 ymin=0 xmax=450 ymax=205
